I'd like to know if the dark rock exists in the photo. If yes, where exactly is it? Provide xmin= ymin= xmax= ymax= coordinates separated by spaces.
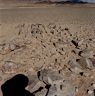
xmin=71 ymin=40 xmax=78 ymax=48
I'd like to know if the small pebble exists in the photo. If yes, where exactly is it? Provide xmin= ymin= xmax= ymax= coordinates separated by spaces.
xmin=88 ymin=90 xmax=93 ymax=94
xmin=92 ymin=84 xmax=95 ymax=88
xmin=9 ymin=43 xmax=16 ymax=51
xmin=75 ymin=87 xmax=78 ymax=92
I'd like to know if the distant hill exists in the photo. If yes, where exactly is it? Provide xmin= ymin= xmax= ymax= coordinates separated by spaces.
xmin=0 ymin=0 xmax=88 ymax=4
xmin=54 ymin=0 xmax=88 ymax=4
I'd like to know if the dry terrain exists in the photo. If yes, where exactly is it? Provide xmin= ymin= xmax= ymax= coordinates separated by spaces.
xmin=0 ymin=4 xmax=95 ymax=96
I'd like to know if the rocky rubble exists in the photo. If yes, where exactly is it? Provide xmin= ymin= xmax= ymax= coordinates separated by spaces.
xmin=28 ymin=69 xmax=76 ymax=96
xmin=0 ymin=23 xmax=95 ymax=96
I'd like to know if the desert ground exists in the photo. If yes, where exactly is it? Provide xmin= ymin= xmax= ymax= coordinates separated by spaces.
xmin=0 ymin=4 xmax=95 ymax=96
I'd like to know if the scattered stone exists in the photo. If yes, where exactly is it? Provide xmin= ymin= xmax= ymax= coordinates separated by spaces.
xmin=89 ymin=58 xmax=95 ymax=67
xmin=78 ymin=58 xmax=94 ymax=69
xmin=37 ymin=69 xmax=74 ymax=96
xmin=0 ymin=43 xmax=10 ymax=54
xmin=47 ymin=73 xmax=64 ymax=85
xmin=79 ymin=72 xmax=84 ymax=76
xmin=64 ymin=27 xmax=69 ymax=31
xmin=71 ymin=40 xmax=78 ymax=48
xmin=92 ymin=83 xmax=95 ymax=88
xmin=37 ymin=69 xmax=64 ymax=85
xmin=47 ymin=23 xmax=56 ymax=29
xmin=78 ymin=39 xmax=84 ymax=46
xmin=75 ymin=87 xmax=79 ymax=92
xmin=47 ymin=85 xmax=57 ymax=96
xmin=2 ymin=61 xmax=20 ymax=73
xmin=37 ymin=69 xmax=49 ymax=83
xmin=68 ymin=59 xmax=83 ymax=74
xmin=32 ymin=60 xmax=44 ymax=71
xmin=87 ymin=89 xmax=93 ymax=94
xmin=79 ymin=50 xmax=94 ymax=58
xmin=47 ymin=81 xmax=75 ymax=96
xmin=92 ymin=39 xmax=95 ymax=42
xmin=0 ymin=43 xmax=19 ymax=54
xmin=72 ymin=49 xmax=82 ymax=54
xmin=35 ymin=88 xmax=47 ymax=96
xmin=0 ymin=23 xmax=95 ymax=96
xmin=9 ymin=43 xmax=17 ymax=51
xmin=4 ymin=43 xmax=10 ymax=51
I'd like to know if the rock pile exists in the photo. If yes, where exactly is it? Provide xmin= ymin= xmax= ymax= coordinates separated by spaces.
xmin=28 ymin=69 xmax=75 ymax=96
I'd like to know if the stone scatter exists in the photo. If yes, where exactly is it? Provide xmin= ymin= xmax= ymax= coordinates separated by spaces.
xmin=0 ymin=23 xmax=95 ymax=96
xmin=27 ymin=69 xmax=76 ymax=96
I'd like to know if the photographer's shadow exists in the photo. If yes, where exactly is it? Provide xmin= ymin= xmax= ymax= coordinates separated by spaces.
xmin=1 ymin=74 xmax=34 ymax=96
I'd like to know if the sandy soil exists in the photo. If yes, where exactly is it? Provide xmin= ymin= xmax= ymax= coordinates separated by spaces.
xmin=0 ymin=5 xmax=95 ymax=96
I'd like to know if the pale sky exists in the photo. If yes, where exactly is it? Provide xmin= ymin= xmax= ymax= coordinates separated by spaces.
xmin=82 ymin=0 xmax=95 ymax=2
